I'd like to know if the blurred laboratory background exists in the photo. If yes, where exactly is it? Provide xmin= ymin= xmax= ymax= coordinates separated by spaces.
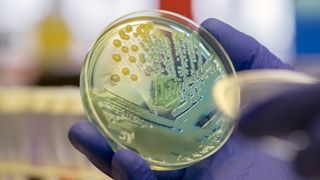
xmin=0 ymin=0 xmax=319 ymax=179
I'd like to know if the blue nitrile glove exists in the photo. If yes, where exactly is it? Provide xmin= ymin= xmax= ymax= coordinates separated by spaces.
xmin=69 ymin=18 xmax=300 ymax=180
xmin=239 ymin=83 xmax=320 ymax=178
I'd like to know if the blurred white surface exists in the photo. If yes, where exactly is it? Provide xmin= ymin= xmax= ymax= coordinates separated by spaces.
xmin=192 ymin=0 xmax=296 ymax=62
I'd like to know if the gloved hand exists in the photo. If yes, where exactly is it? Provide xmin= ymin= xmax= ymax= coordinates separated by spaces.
xmin=69 ymin=18 xmax=300 ymax=180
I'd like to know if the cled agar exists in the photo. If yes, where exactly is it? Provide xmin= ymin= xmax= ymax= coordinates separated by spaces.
xmin=80 ymin=10 xmax=237 ymax=170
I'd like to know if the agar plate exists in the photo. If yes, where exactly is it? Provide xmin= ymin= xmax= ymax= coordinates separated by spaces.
xmin=80 ymin=10 xmax=237 ymax=170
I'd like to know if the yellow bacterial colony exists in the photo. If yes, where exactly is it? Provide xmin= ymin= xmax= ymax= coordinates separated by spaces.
xmin=110 ymin=23 xmax=155 ymax=83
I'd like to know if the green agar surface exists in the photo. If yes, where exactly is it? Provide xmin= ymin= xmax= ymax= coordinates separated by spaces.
xmin=81 ymin=13 xmax=235 ymax=170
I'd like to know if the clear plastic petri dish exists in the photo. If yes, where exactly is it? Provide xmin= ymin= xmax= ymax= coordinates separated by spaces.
xmin=213 ymin=70 xmax=319 ymax=119
xmin=80 ymin=10 xmax=237 ymax=170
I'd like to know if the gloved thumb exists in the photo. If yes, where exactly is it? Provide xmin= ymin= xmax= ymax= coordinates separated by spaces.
xmin=112 ymin=149 xmax=156 ymax=180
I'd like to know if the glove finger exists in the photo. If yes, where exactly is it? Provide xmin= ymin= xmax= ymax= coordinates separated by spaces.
xmin=112 ymin=149 xmax=156 ymax=180
xmin=239 ymin=83 xmax=320 ymax=137
xmin=200 ymin=18 xmax=292 ymax=71
xmin=295 ymin=116 xmax=320 ymax=177
xmin=68 ymin=121 xmax=114 ymax=176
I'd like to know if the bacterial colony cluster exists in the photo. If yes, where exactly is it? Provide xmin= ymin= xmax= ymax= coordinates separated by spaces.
xmin=81 ymin=12 xmax=235 ymax=170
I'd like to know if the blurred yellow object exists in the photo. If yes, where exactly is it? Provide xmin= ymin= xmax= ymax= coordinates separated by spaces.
xmin=0 ymin=86 xmax=111 ymax=180
xmin=36 ymin=0 xmax=71 ymax=73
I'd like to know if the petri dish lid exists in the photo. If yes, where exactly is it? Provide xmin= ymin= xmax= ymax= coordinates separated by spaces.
xmin=212 ymin=69 xmax=319 ymax=119
xmin=80 ymin=10 xmax=237 ymax=170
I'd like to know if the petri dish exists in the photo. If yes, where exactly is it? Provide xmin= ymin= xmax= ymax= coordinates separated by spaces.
xmin=80 ymin=10 xmax=237 ymax=170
